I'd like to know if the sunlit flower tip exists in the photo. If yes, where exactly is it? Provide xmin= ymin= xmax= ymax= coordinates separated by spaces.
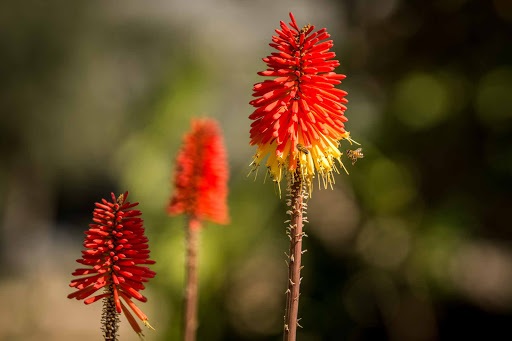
xmin=68 ymin=192 xmax=156 ymax=336
xmin=249 ymin=12 xmax=352 ymax=189
xmin=168 ymin=118 xmax=230 ymax=226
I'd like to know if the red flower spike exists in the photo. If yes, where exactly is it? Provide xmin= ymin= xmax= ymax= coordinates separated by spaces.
xmin=168 ymin=118 xmax=230 ymax=226
xmin=249 ymin=12 xmax=358 ymax=193
xmin=68 ymin=192 xmax=156 ymax=337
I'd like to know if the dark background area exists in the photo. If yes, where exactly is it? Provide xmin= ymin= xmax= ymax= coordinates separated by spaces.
xmin=1 ymin=0 xmax=512 ymax=340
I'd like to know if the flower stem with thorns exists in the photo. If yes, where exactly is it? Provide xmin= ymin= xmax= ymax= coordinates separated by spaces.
xmin=283 ymin=171 xmax=309 ymax=341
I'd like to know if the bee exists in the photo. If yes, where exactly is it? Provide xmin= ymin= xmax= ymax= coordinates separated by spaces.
xmin=346 ymin=148 xmax=364 ymax=165
xmin=300 ymin=24 xmax=312 ymax=35
xmin=296 ymin=24 xmax=312 ymax=44
xmin=296 ymin=143 xmax=309 ymax=155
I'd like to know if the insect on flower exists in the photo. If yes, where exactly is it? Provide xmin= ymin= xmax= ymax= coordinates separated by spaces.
xmin=296 ymin=143 xmax=309 ymax=155
xmin=346 ymin=148 xmax=364 ymax=165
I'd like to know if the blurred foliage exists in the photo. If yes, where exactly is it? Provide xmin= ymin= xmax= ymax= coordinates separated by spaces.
xmin=1 ymin=0 xmax=512 ymax=340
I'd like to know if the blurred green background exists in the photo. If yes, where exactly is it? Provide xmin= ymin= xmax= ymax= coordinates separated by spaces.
xmin=1 ymin=0 xmax=512 ymax=340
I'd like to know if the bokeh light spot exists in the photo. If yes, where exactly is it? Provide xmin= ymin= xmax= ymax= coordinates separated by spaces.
xmin=357 ymin=218 xmax=411 ymax=269
xmin=450 ymin=241 xmax=512 ymax=310
xmin=362 ymin=158 xmax=416 ymax=213
xmin=475 ymin=67 xmax=512 ymax=127
xmin=393 ymin=72 xmax=450 ymax=129
xmin=308 ymin=185 xmax=360 ymax=254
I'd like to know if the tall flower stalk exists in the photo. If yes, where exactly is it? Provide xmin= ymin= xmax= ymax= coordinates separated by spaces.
xmin=168 ymin=118 xmax=230 ymax=341
xmin=249 ymin=13 xmax=358 ymax=340
xmin=68 ymin=192 xmax=156 ymax=340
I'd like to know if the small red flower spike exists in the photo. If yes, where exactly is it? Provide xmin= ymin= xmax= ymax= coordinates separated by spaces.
xmin=167 ymin=118 xmax=230 ymax=341
xmin=168 ymin=118 xmax=230 ymax=226
xmin=249 ymin=12 xmax=357 ymax=193
xmin=68 ymin=192 xmax=156 ymax=339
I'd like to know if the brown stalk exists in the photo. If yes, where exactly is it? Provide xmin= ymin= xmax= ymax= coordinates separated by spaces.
xmin=283 ymin=171 xmax=307 ymax=341
xmin=183 ymin=217 xmax=200 ymax=341
xmin=102 ymin=285 xmax=119 ymax=341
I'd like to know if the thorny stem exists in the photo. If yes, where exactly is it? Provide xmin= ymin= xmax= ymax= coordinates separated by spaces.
xmin=102 ymin=284 xmax=120 ymax=341
xmin=283 ymin=171 xmax=308 ymax=341
xmin=184 ymin=217 xmax=201 ymax=341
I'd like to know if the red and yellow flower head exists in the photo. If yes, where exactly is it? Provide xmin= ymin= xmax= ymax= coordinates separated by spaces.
xmin=249 ymin=12 xmax=354 ymax=192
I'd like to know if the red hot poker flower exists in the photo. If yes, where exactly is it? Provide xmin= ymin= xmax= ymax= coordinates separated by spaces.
xmin=68 ymin=192 xmax=156 ymax=338
xmin=168 ymin=118 xmax=230 ymax=226
xmin=168 ymin=118 xmax=229 ymax=341
xmin=249 ymin=12 xmax=355 ymax=192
